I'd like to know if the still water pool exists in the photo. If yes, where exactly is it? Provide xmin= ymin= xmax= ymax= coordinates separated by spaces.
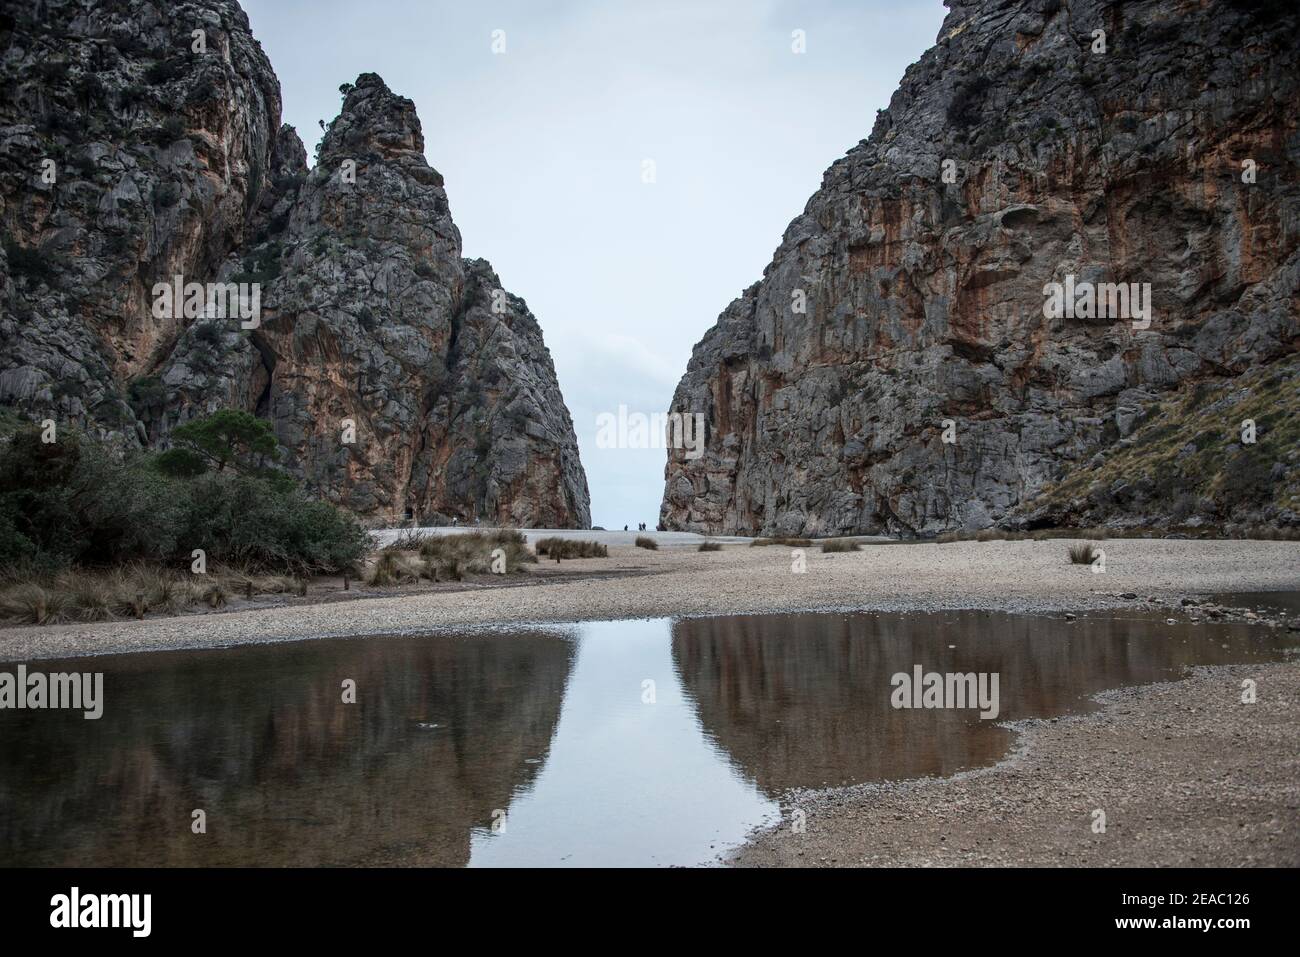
xmin=0 ymin=609 xmax=1290 ymax=867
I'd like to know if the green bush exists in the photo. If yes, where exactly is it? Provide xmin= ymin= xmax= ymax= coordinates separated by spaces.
xmin=947 ymin=76 xmax=992 ymax=130
xmin=128 ymin=375 xmax=168 ymax=418
xmin=0 ymin=509 xmax=37 ymax=568
xmin=3 ymin=238 xmax=67 ymax=286
xmin=145 ymin=57 xmax=186 ymax=85
xmin=180 ymin=471 xmax=369 ymax=573
xmin=0 ymin=418 xmax=367 ymax=577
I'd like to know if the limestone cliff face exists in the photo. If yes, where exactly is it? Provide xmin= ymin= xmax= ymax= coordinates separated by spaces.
xmin=662 ymin=0 xmax=1299 ymax=536
xmin=0 ymin=2 xmax=589 ymax=527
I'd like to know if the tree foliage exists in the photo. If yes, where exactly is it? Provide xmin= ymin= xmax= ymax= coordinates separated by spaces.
xmin=167 ymin=409 xmax=279 ymax=474
xmin=0 ymin=416 xmax=367 ymax=575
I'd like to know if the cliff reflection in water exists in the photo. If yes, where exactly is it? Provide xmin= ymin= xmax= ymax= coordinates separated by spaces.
xmin=671 ymin=610 xmax=1280 ymax=797
xmin=0 ymin=632 xmax=577 ymax=867
xmin=1 ymin=610 xmax=1288 ymax=868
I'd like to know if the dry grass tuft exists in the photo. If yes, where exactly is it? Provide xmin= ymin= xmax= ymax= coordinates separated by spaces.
xmin=0 ymin=584 xmax=68 ymax=625
xmin=1068 ymin=542 xmax=1100 ymax=565
xmin=821 ymin=539 xmax=862 ymax=553
xmin=534 ymin=538 xmax=609 ymax=560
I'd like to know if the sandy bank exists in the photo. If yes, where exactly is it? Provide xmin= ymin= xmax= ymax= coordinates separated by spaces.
xmin=1 ymin=537 xmax=1297 ymax=661
xmin=731 ymin=661 xmax=1300 ymax=867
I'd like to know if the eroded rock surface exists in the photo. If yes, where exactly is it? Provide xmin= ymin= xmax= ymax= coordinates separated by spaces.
xmin=662 ymin=0 xmax=1298 ymax=536
xmin=0 ymin=2 xmax=589 ymax=527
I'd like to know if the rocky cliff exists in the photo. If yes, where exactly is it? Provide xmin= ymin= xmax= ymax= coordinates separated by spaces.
xmin=0 ymin=0 xmax=590 ymax=527
xmin=661 ymin=0 xmax=1298 ymax=536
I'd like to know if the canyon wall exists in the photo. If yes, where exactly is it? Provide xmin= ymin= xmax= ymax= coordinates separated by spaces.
xmin=0 ymin=1 xmax=590 ymax=527
xmin=661 ymin=0 xmax=1298 ymax=536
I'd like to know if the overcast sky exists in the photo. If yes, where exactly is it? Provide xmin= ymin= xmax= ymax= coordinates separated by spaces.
xmin=241 ymin=0 xmax=947 ymax=529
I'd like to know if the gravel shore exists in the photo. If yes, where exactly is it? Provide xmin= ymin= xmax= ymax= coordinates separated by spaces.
xmin=731 ymin=661 xmax=1300 ymax=867
xmin=1 ymin=536 xmax=1295 ymax=868
xmin=2 ymin=537 xmax=1297 ymax=661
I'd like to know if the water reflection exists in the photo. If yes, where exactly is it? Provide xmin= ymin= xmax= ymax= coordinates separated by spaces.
xmin=0 ymin=632 xmax=576 ymax=866
xmin=671 ymin=610 xmax=1283 ymax=796
xmin=0 ymin=609 xmax=1289 ymax=867
xmin=468 ymin=619 xmax=773 ymax=867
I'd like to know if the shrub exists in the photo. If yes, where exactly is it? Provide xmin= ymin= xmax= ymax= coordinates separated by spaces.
xmin=0 ymin=420 xmax=367 ymax=576
xmin=821 ymin=539 xmax=861 ymax=553
xmin=144 ymin=57 xmax=186 ymax=85
xmin=220 ymin=566 xmax=296 ymax=597
xmin=1224 ymin=452 xmax=1274 ymax=504
xmin=387 ymin=528 xmax=430 ymax=551
xmin=534 ymin=537 xmax=608 ymax=560
xmin=947 ymin=76 xmax=992 ymax=130
xmin=154 ymin=448 xmax=206 ymax=478
xmin=749 ymin=537 xmax=812 ymax=547
xmin=0 ymin=509 xmax=37 ymax=568
xmin=231 ymin=246 xmax=282 ymax=284
xmin=59 ymin=572 xmax=113 ymax=622
xmin=113 ymin=34 xmax=153 ymax=56
xmin=0 ymin=562 xmax=333 ymax=626
xmin=366 ymin=550 xmax=422 ymax=587
xmin=197 ymin=580 xmax=227 ymax=609
xmin=191 ymin=322 xmax=225 ymax=350
xmin=186 ymin=75 xmax=222 ymax=106
xmin=1068 ymin=543 xmax=1099 ymax=565
xmin=118 ymin=84 xmax=148 ymax=109
xmin=3 ymin=238 xmax=67 ymax=286
xmin=180 ymin=471 xmax=369 ymax=573
xmin=416 ymin=529 xmax=535 ymax=576
xmin=634 ymin=536 xmax=658 ymax=550
xmin=0 ymin=583 xmax=68 ymax=625
xmin=697 ymin=541 xmax=722 ymax=552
